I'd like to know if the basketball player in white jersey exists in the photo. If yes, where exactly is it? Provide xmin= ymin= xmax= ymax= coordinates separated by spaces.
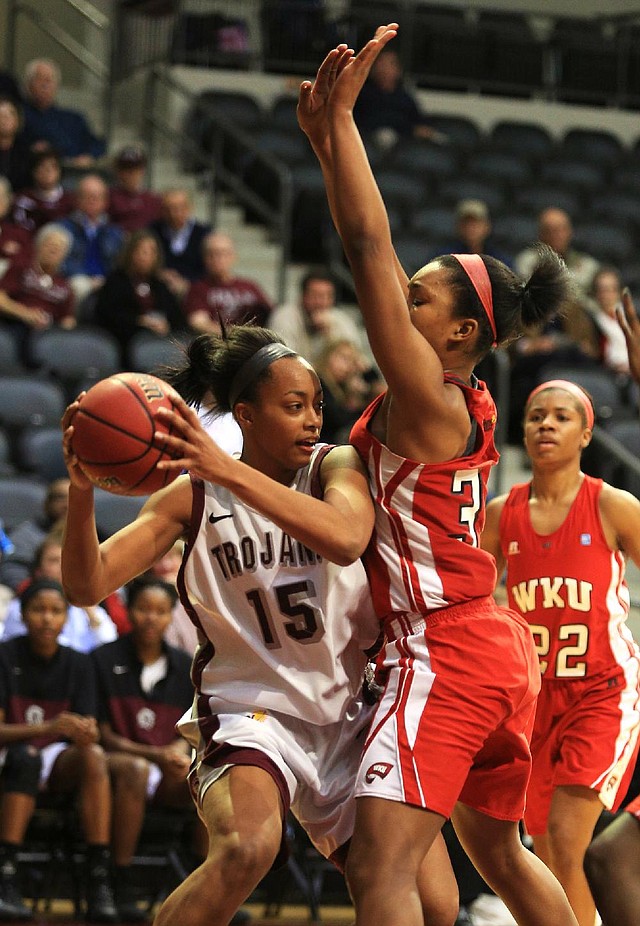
xmin=60 ymin=325 xmax=458 ymax=926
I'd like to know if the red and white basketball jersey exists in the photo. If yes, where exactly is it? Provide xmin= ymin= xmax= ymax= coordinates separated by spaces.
xmin=178 ymin=445 xmax=378 ymax=726
xmin=500 ymin=475 xmax=640 ymax=679
xmin=350 ymin=376 xmax=499 ymax=623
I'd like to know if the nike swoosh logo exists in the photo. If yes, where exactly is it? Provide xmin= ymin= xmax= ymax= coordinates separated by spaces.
xmin=209 ymin=513 xmax=233 ymax=523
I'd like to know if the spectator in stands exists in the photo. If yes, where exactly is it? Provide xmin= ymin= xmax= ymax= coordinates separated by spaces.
xmin=108 ymin=145 xmax=163 ymax=233
xmin=0 ymin=177 xmax=32 ymax=276
xmin=0 ymin=96 xmax=30 ymax=192
xmin=441 ymin=199 xmax=512 ymax=266
xmin=93 ymin=228 xmax=186 ymax=366
xmin=59 ymin=173 xmax=124 ymax=304
xmin=20 ymin=58 xmax=106 ymax=167
xmin=0 ymin=478 xmax=69 ymax=592
xmin=146 ymin=542 xmax=198 ymax=656
xmin=91 ymin=576 xmax=198 ymax=921
xmin=2 ymin=534 xmax=117 ymax=653
xmin=587 ymin=266 xmax=630 ymax=376
xmin=314 ymin=338 xmax=384 ymax=443
xmin=514 ymin=207 xmax=600 ymax=296
xmin=12 ymin=147 xmax=74 ymax=233
xmin=0 ymin=578 xmax=117 ymax=924
xmin=183 ymin=231 xmax=273 ymax=331
xmin=150 ymin=188 xmax=211 ymax=302
xmin=353 ymin=47 xmax=445 ymax=149
xmin=0 ymin=223 xmax=75 ymax=357
xmin=269 ymin=267 xmax=362 ymax=363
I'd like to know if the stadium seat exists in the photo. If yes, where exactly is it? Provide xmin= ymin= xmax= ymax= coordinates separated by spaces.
xmin=17 ymin=427 xmax=68 ymax=483
xmin=93 ymin=490 xmax=148 ymax=541
xmin=0 ymin=375 xmax=66 ymax=432
xmin=0 ymin=329 xmax=23 ymax=373
xmin=0 ymin=477 xmax=48 ymax=532
xmin=489 ymin=121 xmax=555 ymax=161
xmin=128 ymin=333 xmax=189 ymax=376
xmin=26 ymin=327 xmax=121 ymax=398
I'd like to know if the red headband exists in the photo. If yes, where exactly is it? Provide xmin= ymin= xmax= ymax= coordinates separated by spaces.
xmin=452 ymin=253 xmax=497 ymax=346
xmin=527 ymin=379 xmax=595 ymax=430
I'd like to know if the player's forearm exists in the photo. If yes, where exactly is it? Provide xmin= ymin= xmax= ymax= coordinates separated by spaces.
xmin=61 ymin=484 xmax=105 ymax=605
xmin=329 ymin=110 xmax=392 ymax=260
xmin=222 ymin=459 xmax=368 ymax=565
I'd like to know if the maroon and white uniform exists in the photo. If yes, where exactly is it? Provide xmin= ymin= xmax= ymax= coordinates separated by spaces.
xmin=500 ymin=475 xmax=640 ymax=835
xmin=349 ymin=378 xmax=540 ymax=820
xmin=0 ymin=261 xmax=74 ymax=323
xmin=177 ymin=445 xmax=378 ymax=859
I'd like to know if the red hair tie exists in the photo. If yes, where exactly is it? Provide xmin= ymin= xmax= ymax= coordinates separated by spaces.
xmin=452 ymin=254 xmax=497 ymax=347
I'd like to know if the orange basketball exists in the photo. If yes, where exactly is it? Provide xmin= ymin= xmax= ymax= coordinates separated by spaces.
xmin=70 ymin=372 xmax=183 ymax=496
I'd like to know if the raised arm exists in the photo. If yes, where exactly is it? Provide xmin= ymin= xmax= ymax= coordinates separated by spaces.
xmin=301 ymin=27 xmax=468 ymax=441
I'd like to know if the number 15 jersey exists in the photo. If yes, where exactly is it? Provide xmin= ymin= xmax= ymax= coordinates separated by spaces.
xmin=178 ymin=445 xmax=378 ymax=727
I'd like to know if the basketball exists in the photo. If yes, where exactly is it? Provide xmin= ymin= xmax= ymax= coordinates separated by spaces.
xmin=69 ymin=372 xmax=183 ymax=496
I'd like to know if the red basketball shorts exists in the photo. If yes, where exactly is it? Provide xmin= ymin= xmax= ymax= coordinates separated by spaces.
xmin=354 ymin=596 xmax=540 ymax=822
xmin=524 ymin=669 xmax=640 ymax=836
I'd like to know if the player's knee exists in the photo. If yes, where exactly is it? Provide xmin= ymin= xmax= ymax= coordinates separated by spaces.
xmin=111 ymin=754 xmax=150 ymax=795
xmin=2 ymin=744 xmax=42 ymax=795
xmin=216 ymin=834 xmax=276 ymax=886
xmin=583 ymin=835 xmax=609 ymax=890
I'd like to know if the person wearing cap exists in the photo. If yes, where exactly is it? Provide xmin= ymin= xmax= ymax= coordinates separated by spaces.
xmin=20 ymin=59 xmax=106 ymax=168
xmin=482 ymin=306 xmax=640 ymax=925
xmin=438 ymin=199 xmax=512 ymax=267
xmin=108 ymin=145 xmax=163 ymax=234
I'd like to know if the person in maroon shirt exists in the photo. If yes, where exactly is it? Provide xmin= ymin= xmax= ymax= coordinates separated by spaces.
xmin=0 ymin=177 xmax=32 ymax=272
xmin=11 ymin=147 xmax=74 ymax=233
xmin=0 ymin=222 xmax=75 ymax=355
xmin=184 ymin=230 xmax=273 ymax=332
xmin=107 ymin=145 xmax=163 ymax=234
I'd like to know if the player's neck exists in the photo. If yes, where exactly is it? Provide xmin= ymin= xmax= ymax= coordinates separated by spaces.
xmin=530 ymin=465 xmax=584 ymax=505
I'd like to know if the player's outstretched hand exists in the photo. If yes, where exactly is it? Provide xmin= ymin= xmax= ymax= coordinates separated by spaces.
xmin=327 ymin=23 xmax=398 ymax=114
xmin=154 ymin=396 xmax=235 ymax=485
xmin=61 ymin=395 xmax=93 ymax=491
xmin=617 ymin=288 xmax=640 ymax=386
xmin=297 ymin=43 xmax=354 ymax=152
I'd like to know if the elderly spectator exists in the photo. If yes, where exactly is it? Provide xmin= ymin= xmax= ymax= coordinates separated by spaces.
xmin=59 ymin=173 xmax=124 ymax=304
xmin=12 ymin=147 xmax=74 ymax=232
xmin=269 ymin=267 xmax=363 ymax=363
xmin=0 ymin=222 xmax=75 ymax=355
xmin=0 ymin=96 xmax=30 ymax=192
xmin=183 ymin=231 xmax=273 ymax=332
xmin=150 ymin=188 xmax=211 ymax=301
xmin=108 ymin=144 xmax=162 ymax=233
xmin=20 ymin=58 xmax=105 ymax=167
xmin=94 ymin=229 xmax=185 ymax=366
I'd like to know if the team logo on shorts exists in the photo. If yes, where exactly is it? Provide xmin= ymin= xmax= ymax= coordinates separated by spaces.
xmin=365 ymin=762 xmax=393 ymax=783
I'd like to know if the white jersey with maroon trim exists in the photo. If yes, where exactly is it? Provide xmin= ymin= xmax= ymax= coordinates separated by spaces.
xmin=349 ymin=377 xmax=499 ymax=623
xmin=178 ymin=444 xmax=378 ymax=726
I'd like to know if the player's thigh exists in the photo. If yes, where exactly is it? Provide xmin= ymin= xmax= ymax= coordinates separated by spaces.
xmin=348 ymin=796 xmax=446 ymax=876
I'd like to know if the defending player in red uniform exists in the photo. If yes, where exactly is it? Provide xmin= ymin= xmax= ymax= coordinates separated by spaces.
xmin=298 ymin=22 xmax=579 ymax=926
xmin=582 ymin=290 xmax=640 ymax=926
xmin=482 ymin=288 xmax=640 ymax=926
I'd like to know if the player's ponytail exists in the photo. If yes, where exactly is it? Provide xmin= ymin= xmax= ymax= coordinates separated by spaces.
xmin=440 ymin=244 xmax=572 ymax=358
xmin=162 ymin=326 xmax=296 ymax=414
